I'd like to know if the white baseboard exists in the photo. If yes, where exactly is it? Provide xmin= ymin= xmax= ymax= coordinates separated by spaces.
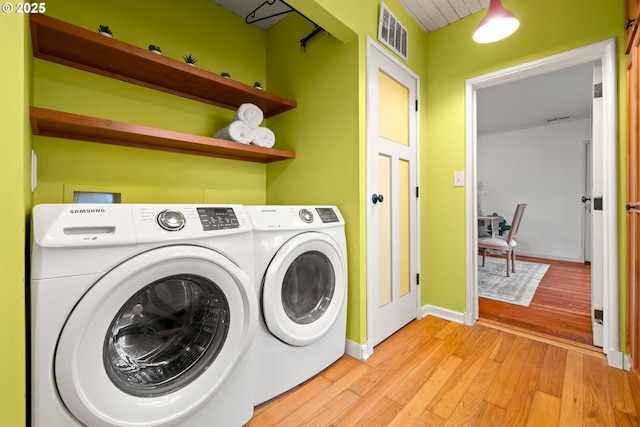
xmin=420 ymin=304 xmax=465 ymax=324
xmin=345 ymin=338 xmax=372 ymax=361
xmin=623 ymin=354 xmax=632 ymax=371
xmin=463 ymin=311 xmax=475 ymax=326
xmin=606 ymin=350 xmax=628 ymax=370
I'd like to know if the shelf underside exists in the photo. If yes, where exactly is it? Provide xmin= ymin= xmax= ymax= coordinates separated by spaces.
xmin=30 ymin=107 xmax=295 ymax=163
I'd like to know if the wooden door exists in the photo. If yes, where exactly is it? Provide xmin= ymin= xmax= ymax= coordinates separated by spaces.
xmin=626 ymin=26 xmax=640 ymax=395
xmin=627 ymin=0 xmax=640 ymax=54
xmin=366 ymin=41 xmax=419 ymax=348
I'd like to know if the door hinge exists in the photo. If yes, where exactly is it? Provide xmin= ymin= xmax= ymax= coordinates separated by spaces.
xmin=594 ymin=309 xmax=603 ymax=324
xmin=593 ymin=196 xmax=603 ymax=211
xmin=416 ymin=186 xmax=419 ymax=198
xmin=626 ymin=18 xmax=636 ymax=30
xmin=415 ymin=99 xmax=419 ymax=111
xmin=416 ymin=273 xmax=420 ymax=285
xmin=594 ymin=82 xmax=603 ymax=98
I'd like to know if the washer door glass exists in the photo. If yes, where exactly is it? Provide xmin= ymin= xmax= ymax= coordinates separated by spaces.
xmin=104 ymin=274 xmax=229 ymax=397
xmin=263 ymin=232 xmax=346 ymax=346
xmin=282 ymin=251 xmax=335 ymax=325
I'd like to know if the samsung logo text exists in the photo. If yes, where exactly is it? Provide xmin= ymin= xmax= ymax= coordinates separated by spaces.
xmin=69 ymin=209 xmax=106 ymax=214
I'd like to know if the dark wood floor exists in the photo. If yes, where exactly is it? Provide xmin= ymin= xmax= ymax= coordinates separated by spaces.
xmin=479 ymin=255 xmax=593 ymax=347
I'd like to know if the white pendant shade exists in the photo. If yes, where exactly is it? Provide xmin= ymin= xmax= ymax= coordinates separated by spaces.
xmin=473 ymin=0 xmax=520 ymax=44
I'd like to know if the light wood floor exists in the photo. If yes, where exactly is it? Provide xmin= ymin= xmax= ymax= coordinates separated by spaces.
xmin=479 ymin=255 xmax=593 ymax=346
xmin=247 ymin=317 xmax=639 ymax=427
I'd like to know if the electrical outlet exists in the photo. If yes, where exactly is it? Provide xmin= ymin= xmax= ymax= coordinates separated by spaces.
xmin=454 ymin=171 xmax=465 ymax=187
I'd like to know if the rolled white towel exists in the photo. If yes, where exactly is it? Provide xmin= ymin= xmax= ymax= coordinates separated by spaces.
xmin=233 ymin=103 xmax=264 ymax=129
xmin=213 ymin=121 xmax=252 ymax=144
xmin=250 ymin=126 xmax=275 ymax=148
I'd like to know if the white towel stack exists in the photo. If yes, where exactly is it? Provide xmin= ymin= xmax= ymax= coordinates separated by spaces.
xmin=213 ymin=103 xmax=276 ymax=148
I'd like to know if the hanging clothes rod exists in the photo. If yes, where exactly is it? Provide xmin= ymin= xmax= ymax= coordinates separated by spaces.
xmin=300 ymin=25 xmax=325 ymax=51
xmin=245 ymin=0 xmax=326 ymax=50
xmin=245 ymin=0 xmax=293 ymax=25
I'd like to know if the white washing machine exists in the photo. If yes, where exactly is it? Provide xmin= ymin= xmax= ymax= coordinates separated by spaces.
xmin=246 ymin=205 xmax=348 ymax=405
xmin=30 ymin=204 xmax=258 ymax=427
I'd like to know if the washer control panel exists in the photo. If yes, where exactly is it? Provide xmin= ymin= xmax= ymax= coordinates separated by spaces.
xmin=197 ymin=207 xmax=240 ymax=230
xmin=133 ymin=204 xmax=249 ymax=242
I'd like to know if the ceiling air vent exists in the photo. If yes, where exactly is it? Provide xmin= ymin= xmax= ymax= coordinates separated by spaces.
xmin=544 ymin=116 xmax=572 ymax=124
xmin=378 ymin=3 xmax=408 ymax=61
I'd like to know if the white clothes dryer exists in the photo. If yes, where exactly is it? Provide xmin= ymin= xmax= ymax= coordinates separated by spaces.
xmin=30 ymin=204 xmax=257 ymax=427
xmin=246 ymin=205 xmax=348 ymax=405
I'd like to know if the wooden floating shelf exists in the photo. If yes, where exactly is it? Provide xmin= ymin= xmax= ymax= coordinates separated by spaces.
xmin=30 ymin=14 xmax=297 ymax=118
xmin=30 ymin=107 xmax=296 ymax=163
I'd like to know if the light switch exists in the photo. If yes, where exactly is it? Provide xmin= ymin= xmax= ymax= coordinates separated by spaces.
xmin=454 ymin=171 xmax=465 ymax=187
xmin=31 ymin=150 xmax=37 ymax=192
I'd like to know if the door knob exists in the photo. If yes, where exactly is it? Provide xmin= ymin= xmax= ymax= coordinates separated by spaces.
xmin=626 ymin=203 xmax=638 ymax=211
xmin=371 ymin=193 xmax=384 ymax=204
xmin=581 ymin=196 xmax=591 ymax=203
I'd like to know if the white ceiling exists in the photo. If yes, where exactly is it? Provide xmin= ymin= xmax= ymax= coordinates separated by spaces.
xmin=477 ymin=63 xmax=594 ymax=135
xmin=211 ymin=0 xmax=592 ymax=135
xmin=211 ymin=0 xmax=491 ymax=32
xmin=211 ymin=0 xmax=292 ymax=29
xmin=399 ymin=0 xmax=490 ymax=32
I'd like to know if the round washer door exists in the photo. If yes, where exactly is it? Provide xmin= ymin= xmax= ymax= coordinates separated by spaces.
xmin=55 ymin=245 xmax=257 ymax=427
xmin=262 ymin=232 xmax=346 ymax=346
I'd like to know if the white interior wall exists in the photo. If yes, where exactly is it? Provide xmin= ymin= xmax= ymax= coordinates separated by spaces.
xmin=478 ymin=118 xmax=590 ymax=261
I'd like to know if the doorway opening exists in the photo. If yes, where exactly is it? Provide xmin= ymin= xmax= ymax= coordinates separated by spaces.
xmin=464 ymin=39 xmax=622 ymax=366
xmin=475 ymin=61 xmax=595 ymax=347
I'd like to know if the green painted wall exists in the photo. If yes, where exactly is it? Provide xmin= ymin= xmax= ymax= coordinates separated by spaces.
xmin=34 ymin=0 xmax=273 ymax=206
xmin=264 ymin=13 xmax=362 ymax=341
xmin=266 ymin=0 xmax=429 ymax=344
xmin=3 ymin=0 xmax=629 ymax=423
xmin=1 ymin=12 xmax=30 ymax=427
xmin=420 ymin=0 xmax=626 ymax=318
xmin=268 ymin=0 xmax=626 ymax=346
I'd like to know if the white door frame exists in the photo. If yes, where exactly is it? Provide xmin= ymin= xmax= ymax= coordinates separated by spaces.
xmin=464 ymin=38 xmax=622 ymax=367
xmin=365 ymin=36 xmax=421 ymax=358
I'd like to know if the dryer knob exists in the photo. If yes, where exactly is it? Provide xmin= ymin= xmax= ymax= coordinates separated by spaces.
xmin=157 ymin=209 xmax=186 ymax=231
xmin=299 ymin=209 xmax=314 ymax=223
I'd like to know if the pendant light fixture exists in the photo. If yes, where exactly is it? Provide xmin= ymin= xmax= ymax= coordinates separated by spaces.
xmin=473 ymin=0 xmax=520 ymax=44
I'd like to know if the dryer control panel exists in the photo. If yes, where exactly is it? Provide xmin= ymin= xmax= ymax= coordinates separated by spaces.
xmin=245 ymin=205 xmax=344 ymax=230
xmin=315 ymin=207 xmax=340 ymax=223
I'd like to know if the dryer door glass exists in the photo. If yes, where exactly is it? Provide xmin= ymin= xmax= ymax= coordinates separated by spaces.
xmin=103 ymin=274 xmax=230 ymax=397
xmin=282 ymin=251 xmax=335 ymax=324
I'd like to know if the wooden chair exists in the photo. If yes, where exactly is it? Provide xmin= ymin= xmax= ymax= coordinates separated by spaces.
xmin=479 ymin=203 xmax=527 ymax=277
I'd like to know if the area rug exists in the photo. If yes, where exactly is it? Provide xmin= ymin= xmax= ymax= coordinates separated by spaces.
xmin=478 ymin=256 xmax=550 ymax=307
